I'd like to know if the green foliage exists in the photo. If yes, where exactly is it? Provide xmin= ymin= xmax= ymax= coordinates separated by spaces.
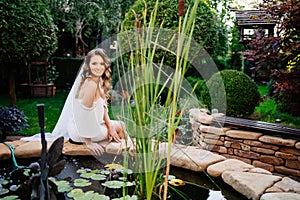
xmin=186 ymin=76 xmax=206 ymax=98
xmin=0 ymin=0 xmax=58 ymax=64
xmin=0 ymin=106 xmax=29 ymax=133
xmin=47 ymin=0 xmax=135 ymax=52
xmin=201 ymin=69 xmax=260 ymax=117
xmin=121 ymin=0 xmax=221 ymax=70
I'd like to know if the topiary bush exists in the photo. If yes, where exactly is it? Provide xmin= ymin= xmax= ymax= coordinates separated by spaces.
xmin=201 ymin=70 xmax=260 ymax=117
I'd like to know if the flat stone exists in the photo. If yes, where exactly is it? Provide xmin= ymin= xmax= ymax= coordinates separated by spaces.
xmin=207 ymin=159 xmax=254 ymax=177
xmin=285 ymin=160 xmax=300 ymax=170
xmin=296 ymin=142 xmax=300 ymax=149
xmin=14 ymin=141 xmax=53 ymax=158
xmin=259 ymin=135 xmax=296 ymax=147
xmin=273 ymin=177 xmax=300 ymax=193
xmin=252 ymin=160 xmax=275 ymax=172
xmin=105 ymin=140 xmax=135 ymax=156
xmin=248 ymin=167 xmax=272 ymax=175
xmin=0 ymin=140 xmax=27 ymax=160
xmin=275 ymin=166 xmax=300 ymax=177
xmin=260 ymin=192 xmax=300 ymax=200
xmin=222 ymin=171 xmax=282 ymax=200
xmin=275 ymin=152 xmax=298 ymax=160
xmin=199 ymin=125 xmax=229 ymax=135
xmin=226 ymin=130 xmax=262 ymax=140
xmin=166 ymin=144 xmax=226 ymax=172
xmin=189 ymin=108 xmax=213 ymax=124
xmin=244 ymin=140 xmax=279 ymax=150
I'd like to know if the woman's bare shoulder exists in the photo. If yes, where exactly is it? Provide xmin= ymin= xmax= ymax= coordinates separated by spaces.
xmin=83 ymin=78 xmax=97 ymax=89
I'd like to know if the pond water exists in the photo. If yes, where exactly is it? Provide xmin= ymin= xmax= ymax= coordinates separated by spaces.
xmin=0 ymin=155 xmax=247 ymax=200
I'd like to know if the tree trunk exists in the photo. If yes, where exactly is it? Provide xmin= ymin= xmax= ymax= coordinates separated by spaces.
xmin=9 ymin=66 xmax=17 ymax=107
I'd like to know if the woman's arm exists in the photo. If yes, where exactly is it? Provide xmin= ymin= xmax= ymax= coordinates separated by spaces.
xmin=103 ymin=106 xmax=121 ymax=142
xmin=81 ymin=80 xmax=97 ymax=108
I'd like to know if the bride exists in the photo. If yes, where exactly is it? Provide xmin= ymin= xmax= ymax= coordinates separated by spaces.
xmin=22 ymin=48 xmax=127 ymax=156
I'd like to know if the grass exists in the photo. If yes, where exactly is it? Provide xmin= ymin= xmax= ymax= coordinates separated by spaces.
xmin=1 ymin=84 xmax=299 ymax=136
xmin=252 ymin=85 xmax=300 ymax=128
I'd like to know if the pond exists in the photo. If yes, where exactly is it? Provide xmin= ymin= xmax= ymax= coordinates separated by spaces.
xmin=0 ymin=154 xmax=247 ymax=200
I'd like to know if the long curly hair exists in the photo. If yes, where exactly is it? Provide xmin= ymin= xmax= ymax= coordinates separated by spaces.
xmin=76 ymin=48 xmax=112 ymax=99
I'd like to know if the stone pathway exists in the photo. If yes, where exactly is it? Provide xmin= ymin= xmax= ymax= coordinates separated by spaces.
xmin=0 ymin=137 xmax=300 ymax=200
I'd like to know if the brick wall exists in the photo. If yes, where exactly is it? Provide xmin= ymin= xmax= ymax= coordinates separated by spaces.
xmin=189 ymin=108 xmax=300 ymax=177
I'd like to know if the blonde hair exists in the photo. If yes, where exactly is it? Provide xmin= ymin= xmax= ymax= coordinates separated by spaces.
xmin=76 ymin=48 xmax=112 ymax=99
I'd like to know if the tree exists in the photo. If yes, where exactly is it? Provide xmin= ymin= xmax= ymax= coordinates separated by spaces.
xmin=242 ymin=0 xmax=300 ymax=115
xmin=47 ymin=0 xmax=135 ymax=57
xmin=0 ymin=0 xmax=58 ymax=107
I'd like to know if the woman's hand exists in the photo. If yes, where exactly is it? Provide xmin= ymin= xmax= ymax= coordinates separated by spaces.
xmin=108 ymin=126 xmax=121 ymax=143
xmin=85 ymin=138 xmax=105 ymax=156
xmin=86 ymin=142 xmax=105 ymax=156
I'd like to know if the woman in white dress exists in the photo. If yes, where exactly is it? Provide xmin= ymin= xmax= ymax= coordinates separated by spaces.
xmin=67 ymin=48 xmax=126 ymax=155
xmin=22 ymin=48 xmax=127 ymax=156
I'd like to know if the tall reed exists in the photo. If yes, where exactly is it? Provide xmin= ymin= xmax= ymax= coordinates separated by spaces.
xmin=113 ymin=0 xmax=202 ymax=199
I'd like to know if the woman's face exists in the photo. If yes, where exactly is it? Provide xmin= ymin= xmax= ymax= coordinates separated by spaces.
xmin=89 ymin=54 xmax=106 ymax=77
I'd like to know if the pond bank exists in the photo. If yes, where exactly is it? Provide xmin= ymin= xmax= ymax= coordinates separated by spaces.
xmin=1 ymin=136 xmax=300 ymax=200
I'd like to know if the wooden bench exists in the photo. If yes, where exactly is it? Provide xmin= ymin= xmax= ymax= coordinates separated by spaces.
xmin=212 ymin=116 xmax=300 ymax=140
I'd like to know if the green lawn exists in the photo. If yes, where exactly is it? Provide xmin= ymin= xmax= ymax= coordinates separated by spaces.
xmin=253 ymin=85 xmax=300 ymax=128
xmin=1 ymin=84 xmax=300 ymax=136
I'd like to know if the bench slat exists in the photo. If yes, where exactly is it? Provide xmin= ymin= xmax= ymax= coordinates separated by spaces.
xmin=212 ymin=116 xmax=300 ymax=140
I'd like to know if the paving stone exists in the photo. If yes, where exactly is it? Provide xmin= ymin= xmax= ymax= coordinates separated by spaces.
xmin=226 ymin=130 xmax=262 ymax=140
xmin=0 ymin=140 xmax=27 ymax=160
xmin=248 ymin=167 xmax=272 ymax=175
xmin=260 ymin=192 xmax=300 ymax=200
xmin=222 ymin=171 xmax=282 ymax=200
xmin=14 ymin=141 xmax=53 ymax=158
xmin=272 ymin=177 xmax=300 ymax=193
xmin=296 ymin=142 xmax=300 ymax=149
xmin=165 ymin=144 xmax=226 ymax=172
xmin=259 ymin=136 xmax=296 ymax=147
xmin=207 ymin=158 xmax=254 ymax=177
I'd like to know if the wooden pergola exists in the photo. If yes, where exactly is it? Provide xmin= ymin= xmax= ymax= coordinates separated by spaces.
xmin=234 ymin=10 xmax=277 ymax=44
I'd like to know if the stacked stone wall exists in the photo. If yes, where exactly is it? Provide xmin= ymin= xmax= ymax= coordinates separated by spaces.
xmin=189 ymin=108 xmax=300 ymax=177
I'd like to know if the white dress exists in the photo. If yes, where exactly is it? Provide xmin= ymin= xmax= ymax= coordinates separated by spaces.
xmin=67 ymin=98 xmax=108 ymax=143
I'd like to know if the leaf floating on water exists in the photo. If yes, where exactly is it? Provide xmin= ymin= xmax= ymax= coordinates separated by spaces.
xmin=76 ymin=169 xmax=87 ymax=174
xmin=58 ymin=184 xmax=73 ymax=193
xmin=74 ymin=178 xmax=92 ymax=187
xmin=91 ymin=174 xmax=106 ymax=181
xmin=102 ymin=180 xmax=135 ymax=189
xmin=91 ymin=169 xmax=99 ymax=173
xmin=0 ymin=188 xmax=9 ymax=195
xmin=102 ymin=180 xmax=124 ymax=189
xmin=112 ymin=195 xmax=138 ymax=200
xmin=80 ymin=172 xmax=95 ymax=179
xmin=72 ymin=190 xmax=109 ymax=200
xmin=100 ymin=170 xmax=111 ymax=175
xmin=0 ymin=179 xmax=9 ymax=185
xmin=0 ymin=195 xmax=20 ymax=200
xmin=67 ymin=188 xmax=84 ymax=198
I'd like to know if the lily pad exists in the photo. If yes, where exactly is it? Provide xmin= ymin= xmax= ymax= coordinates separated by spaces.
xmin=76 ymin=169 xmax=87 ymax=174
xmin=102 ymin=180 xmax=124 ymax=189
xmin=0 ymin=179 xmax=9 ymax=185
xmin=58 ymin=184 xmax=73 ymax=193
xmin=102 ymin=180 xmax=135 ymax=189
xmin=91 ymin=174 xmax=106 ymax=181
xmin=100 ymin=170 xmax=111 ymax=175
xmin=112 ymin=195 xmax=138 ymax=200
xmin=0 ymin=195 xmax=20 ymax=200
xmin=74 ymin=178 xmax=92 ymax=187
xmin=67 ymin=188 xmax=84 ymax=198
xmin=80 ymin=172 xmax=95 ymax=179
xmin=0 ymin=188 xmax=9 ymax=195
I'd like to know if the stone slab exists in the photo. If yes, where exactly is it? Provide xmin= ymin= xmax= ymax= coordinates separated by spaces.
xmin=226 ymin=130 xmax=262 ymax=140
xmin=259 ymin=135 xmax=296 ymax=147
xmin=222 ymin=171 xmax=282 ymax=200
xmin=167 ymin=144 xmax=226 ymax=172
xmin=260 ymin=192 xmax=300 ymax=200
xmin=14 ymin=141 xmax=53 ymax=158
xmin=0 ymin=140 xmax=27 ymax=160
xmin=207 ymin=158 xmax=254 ymax=177
xmin=272 ymin=177 xmax=300 ymax=193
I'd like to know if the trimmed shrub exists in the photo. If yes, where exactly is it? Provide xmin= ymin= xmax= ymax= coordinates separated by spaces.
xmin=201 ymin=70 xmax=260 ymax=117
